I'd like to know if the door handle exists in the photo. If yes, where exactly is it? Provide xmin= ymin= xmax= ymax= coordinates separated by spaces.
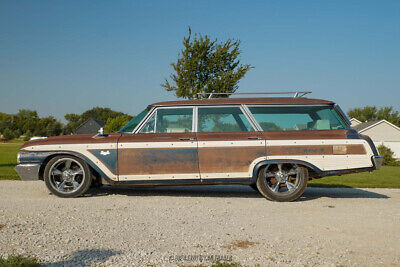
xmin=247 ymin=136 xmax=262 ymax=140
xmin=179 ymin=137 xmax=196 ymax=141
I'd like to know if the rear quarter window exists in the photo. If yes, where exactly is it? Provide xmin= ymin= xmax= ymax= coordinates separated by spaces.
xmin=249 ymin=106 xmax=348 ymax=131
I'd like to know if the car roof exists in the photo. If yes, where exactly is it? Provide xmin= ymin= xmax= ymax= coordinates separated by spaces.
xmin=150 ymin=97 xmax=334 ymax=107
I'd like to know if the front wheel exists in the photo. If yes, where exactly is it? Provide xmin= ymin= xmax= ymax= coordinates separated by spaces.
xmin=44 ymin=155 xmax=92 ymax=198
xmin=256 ymin=163 xmax=308 ymax=202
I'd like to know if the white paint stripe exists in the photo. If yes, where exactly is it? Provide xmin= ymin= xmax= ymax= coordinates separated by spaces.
xmin=119 ymin=173 xmax=200 ymax=181
xmin=118 ymin=142 xmax=197 ymax=149
xmin=198 ymin=140 xmax=264 ymax=148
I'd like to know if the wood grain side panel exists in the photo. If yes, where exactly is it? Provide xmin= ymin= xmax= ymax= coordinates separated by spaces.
xmin=198 ymin=147 xmax=265 ymax=173
xmin=261 ymin=130 xmax=347 ymax=140
xmin=267 ymin=144 xmax=366 ymax=156
xmin=118 ymin=148 xmax=199 ymax=175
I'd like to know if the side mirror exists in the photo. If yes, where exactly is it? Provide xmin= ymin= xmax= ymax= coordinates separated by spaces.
xmin=98 ymin=127 xmax=104 ymax=135
xmin=93 ymin=127 xmax=108 ymax=138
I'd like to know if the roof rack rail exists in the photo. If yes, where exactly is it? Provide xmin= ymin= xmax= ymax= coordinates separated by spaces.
xmin=197 ymin=91 xmax=312 ymax=99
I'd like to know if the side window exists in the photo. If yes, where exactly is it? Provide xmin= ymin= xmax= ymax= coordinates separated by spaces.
xmin=198 ymin=107 xmax=254 ymax=132
xmin=156 ymin=108 xmax=193 ymax=133
xmin=139 ymin=113 xmax=155 ymax=133
xmin=249 ymin=106 xmax=348 ymax=131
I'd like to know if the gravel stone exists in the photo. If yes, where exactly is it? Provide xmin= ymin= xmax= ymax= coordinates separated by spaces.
xmin=0 ymin=181 xmax=399 ymax=266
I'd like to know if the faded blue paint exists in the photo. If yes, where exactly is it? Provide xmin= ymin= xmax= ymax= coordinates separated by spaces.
xmin=89 ymin=149 xmax=118 ymax=173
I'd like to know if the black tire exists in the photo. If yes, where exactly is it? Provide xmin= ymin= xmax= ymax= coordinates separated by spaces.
xmin=256 ymin=164 xmax=308 ymax=202
xmin=249 ymin=184 xmax=259 ymax=192
xmin=44 ymin=155 xmax=92 ymax=198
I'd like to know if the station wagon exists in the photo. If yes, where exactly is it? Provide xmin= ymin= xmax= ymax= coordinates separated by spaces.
xmin=15 ymin=92 xmax=383 ymax=201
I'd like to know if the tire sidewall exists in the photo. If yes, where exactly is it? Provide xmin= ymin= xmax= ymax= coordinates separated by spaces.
xmin=44 ymin=155 xmax=92 ymax=198
xmin=256 ymin=165 xmax=308 ymax=202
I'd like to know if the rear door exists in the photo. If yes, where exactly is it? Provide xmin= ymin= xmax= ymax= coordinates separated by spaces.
xmin=196 ymin=106 xmax=265 ymax=179
xmin=117 ymin=107 xmax=200 ymax=181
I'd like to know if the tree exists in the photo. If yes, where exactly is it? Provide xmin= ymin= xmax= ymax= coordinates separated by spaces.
xmin=348 ymin=106 xmax=400 ymax=127
xmin=162 ymin=28 xmax=252 ymax=99
xmin=104 ymin=115 xmax=133 ymax=133
xmin=63 ymin=107 xmax=131 ymax=134
xmin=2 ymin=128 xmax=14 ymax=141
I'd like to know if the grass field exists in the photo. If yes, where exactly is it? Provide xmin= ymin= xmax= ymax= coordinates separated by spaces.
xmin=0 ymin=143 xmax=21 ymax=180
xmin=0 ymin=143 xmax=399 ymax=187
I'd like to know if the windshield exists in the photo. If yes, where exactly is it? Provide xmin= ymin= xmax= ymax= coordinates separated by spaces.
xmin=119 ymin=107 xmax=151 ymax=133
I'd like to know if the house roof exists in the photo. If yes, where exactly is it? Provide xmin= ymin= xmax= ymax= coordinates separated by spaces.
xmin=151 ymin=97 xmax=334 ymax=107
xmin=350 ymin=118 xmax=361 ymax=123
xmin=352 ymin=119 xmax=400 ymax=133
xmin=75 ymin=118 xmax=105 ymax=134
xmin=352 ymin=120 xmax=380 ymax=131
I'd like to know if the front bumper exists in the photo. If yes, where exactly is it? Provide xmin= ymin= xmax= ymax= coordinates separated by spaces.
xmin=372 ymin=156 xmax=384 ymax=170
xmin=14 ymin=164 xmax=41 ymax=181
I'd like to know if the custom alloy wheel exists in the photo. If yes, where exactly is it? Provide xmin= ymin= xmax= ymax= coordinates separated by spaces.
xmin=256 ymin=163 xmax=308 ymax=202
xmin=44 ymin=155 xmax=92 ymax=198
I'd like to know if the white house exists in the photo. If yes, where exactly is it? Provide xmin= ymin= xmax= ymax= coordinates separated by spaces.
xmin=351 ymin=119 xmax=400 ymax=159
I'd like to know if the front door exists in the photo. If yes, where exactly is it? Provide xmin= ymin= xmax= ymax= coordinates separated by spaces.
xmin=196 ymin=106 xmax=265 ymax=179
xmin=117 ymin=107 xmax=200 ymax=181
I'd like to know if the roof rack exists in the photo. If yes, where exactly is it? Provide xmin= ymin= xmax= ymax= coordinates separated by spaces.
xmin=197 ymin=91 xmax=312 ymax=99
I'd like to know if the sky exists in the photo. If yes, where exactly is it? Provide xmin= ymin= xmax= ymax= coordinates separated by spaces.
xmin=1 ymin=0 xmax=399 ymax=122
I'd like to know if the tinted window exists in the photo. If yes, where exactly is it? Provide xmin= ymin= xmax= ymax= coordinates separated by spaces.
xmin=198 ymin=107 xmax=254 ymax=132
xmin=139 ymin=113 xmax=155 ymax=133
xmin=119 ymin=108 xmax=150 ymax=133
xmin=249 ymin=106 xmax=348 ymax=131
xmin=155 ymin=108 xmax=193 ymax=133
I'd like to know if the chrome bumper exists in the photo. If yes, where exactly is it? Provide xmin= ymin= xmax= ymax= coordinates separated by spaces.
xmin=372 ymin=156 xmax=384 ymax=170
xmin=14 ymin=164 xmax=41 ymax=181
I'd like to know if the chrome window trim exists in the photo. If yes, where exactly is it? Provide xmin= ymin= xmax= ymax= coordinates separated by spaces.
xmin=135 ymin=106 xmax=195 ymax=134
xmin=196 ymin=105 xmax=257 ymax=132
xmin=334 ymin=104 xmax=351 ymax=127
xmin=241 ymin=104 xmax=263 ymax=131
xmin=132 ymin=106 xmax=155 ymax=133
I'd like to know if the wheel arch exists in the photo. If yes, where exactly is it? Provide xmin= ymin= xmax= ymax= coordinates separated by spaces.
xmin=38 ymin=151 xmax=107 ymax=183
xmin=251 ymin=159 xmax=322 ymax=183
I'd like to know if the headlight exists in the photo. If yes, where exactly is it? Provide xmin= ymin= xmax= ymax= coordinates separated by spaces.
xmin=17 ymin=152 xmax=21 ymax=164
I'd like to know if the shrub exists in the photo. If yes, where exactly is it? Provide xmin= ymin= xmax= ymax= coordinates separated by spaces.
xmin=2 ymin=128 xmax=14 ymax=141
xmin=23 ymin=130 xmax=33 ymax=141
xmin=0 ymin=254 xmax=40 ymax=266
xmin=377 ymin=144 xmax=398 ymax=166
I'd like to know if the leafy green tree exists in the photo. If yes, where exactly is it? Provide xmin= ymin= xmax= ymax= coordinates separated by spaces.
xmin=162 ymin=28 xmax=252 ymax=99
xmin=34 ymin=117 xmax=63 ymax=137
xmin=2 ymin=128 xmax=14 ymax=141
xmin=23 ymin=130 xmax=33 ymax=141
xmin=104 ymin=115 xmax=133 ymax=133
xmin=348 ymin=106 xmax=400 ymax=127
xmin=63 ymin=107 xmax=131 ymax=134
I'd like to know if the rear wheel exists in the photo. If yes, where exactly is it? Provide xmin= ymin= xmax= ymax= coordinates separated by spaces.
xmin=44 ymin=155 xmax=92 ymax=198
xmin=256 ymin=163 xmax=308 ymax=202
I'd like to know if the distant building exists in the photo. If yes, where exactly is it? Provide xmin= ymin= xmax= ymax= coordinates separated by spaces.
xmin=351 ymin=119 xmax=400 ymax=159
xmin=75 ymin=118 xmax=105 ymax=135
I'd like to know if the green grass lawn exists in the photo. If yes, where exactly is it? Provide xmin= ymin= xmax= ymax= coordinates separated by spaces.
xmin=0 ymin=143 xmax=399 ymax=187
xmin=0 ymin=143 xmax=21 ymax=180
xmin=309 ymin=166 xmax=400 ymax=188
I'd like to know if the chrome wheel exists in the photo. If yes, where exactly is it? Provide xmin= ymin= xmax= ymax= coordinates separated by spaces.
xmin=48 ymin=158 xmax=85 ymax=194
xmin=263 ymin=163 xmax=301 ymax=196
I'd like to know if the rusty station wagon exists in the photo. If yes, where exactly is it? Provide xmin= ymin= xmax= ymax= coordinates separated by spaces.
xmin=15 ymin=92 xmax=383 ymax=201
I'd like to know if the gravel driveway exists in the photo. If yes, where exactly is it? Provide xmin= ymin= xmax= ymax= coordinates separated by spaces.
xmin=0 ymin=180 xmax=399 ymax=266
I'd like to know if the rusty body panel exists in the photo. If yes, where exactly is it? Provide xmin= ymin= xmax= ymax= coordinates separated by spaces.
xmin=261 ymin=129 xmax=348 ymax=140
xmin=117 ymin=133 xmax=199 ymax=177
xmin=20 ymin=133 xmax=121 ymax=149
xmin=151 ymin=97 xmax=334 ymax=107
xmin=118 ymin=148 xmax=198 ymax=175
xmin=197 ymin=132 xmax=265 ymax=175
xmin=267 ymin=144 xmax=366 ymax=156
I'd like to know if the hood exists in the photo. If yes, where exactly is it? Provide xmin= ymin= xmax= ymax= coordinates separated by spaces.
xmin=20 ymin=133 xmax=122 ymax=149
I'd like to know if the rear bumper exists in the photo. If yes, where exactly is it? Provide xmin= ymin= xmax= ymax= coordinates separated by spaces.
xmin=14 ymin=164 xmax=41 ymax=181
xmin=372 ymin=156 xmax=384 ymax=170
